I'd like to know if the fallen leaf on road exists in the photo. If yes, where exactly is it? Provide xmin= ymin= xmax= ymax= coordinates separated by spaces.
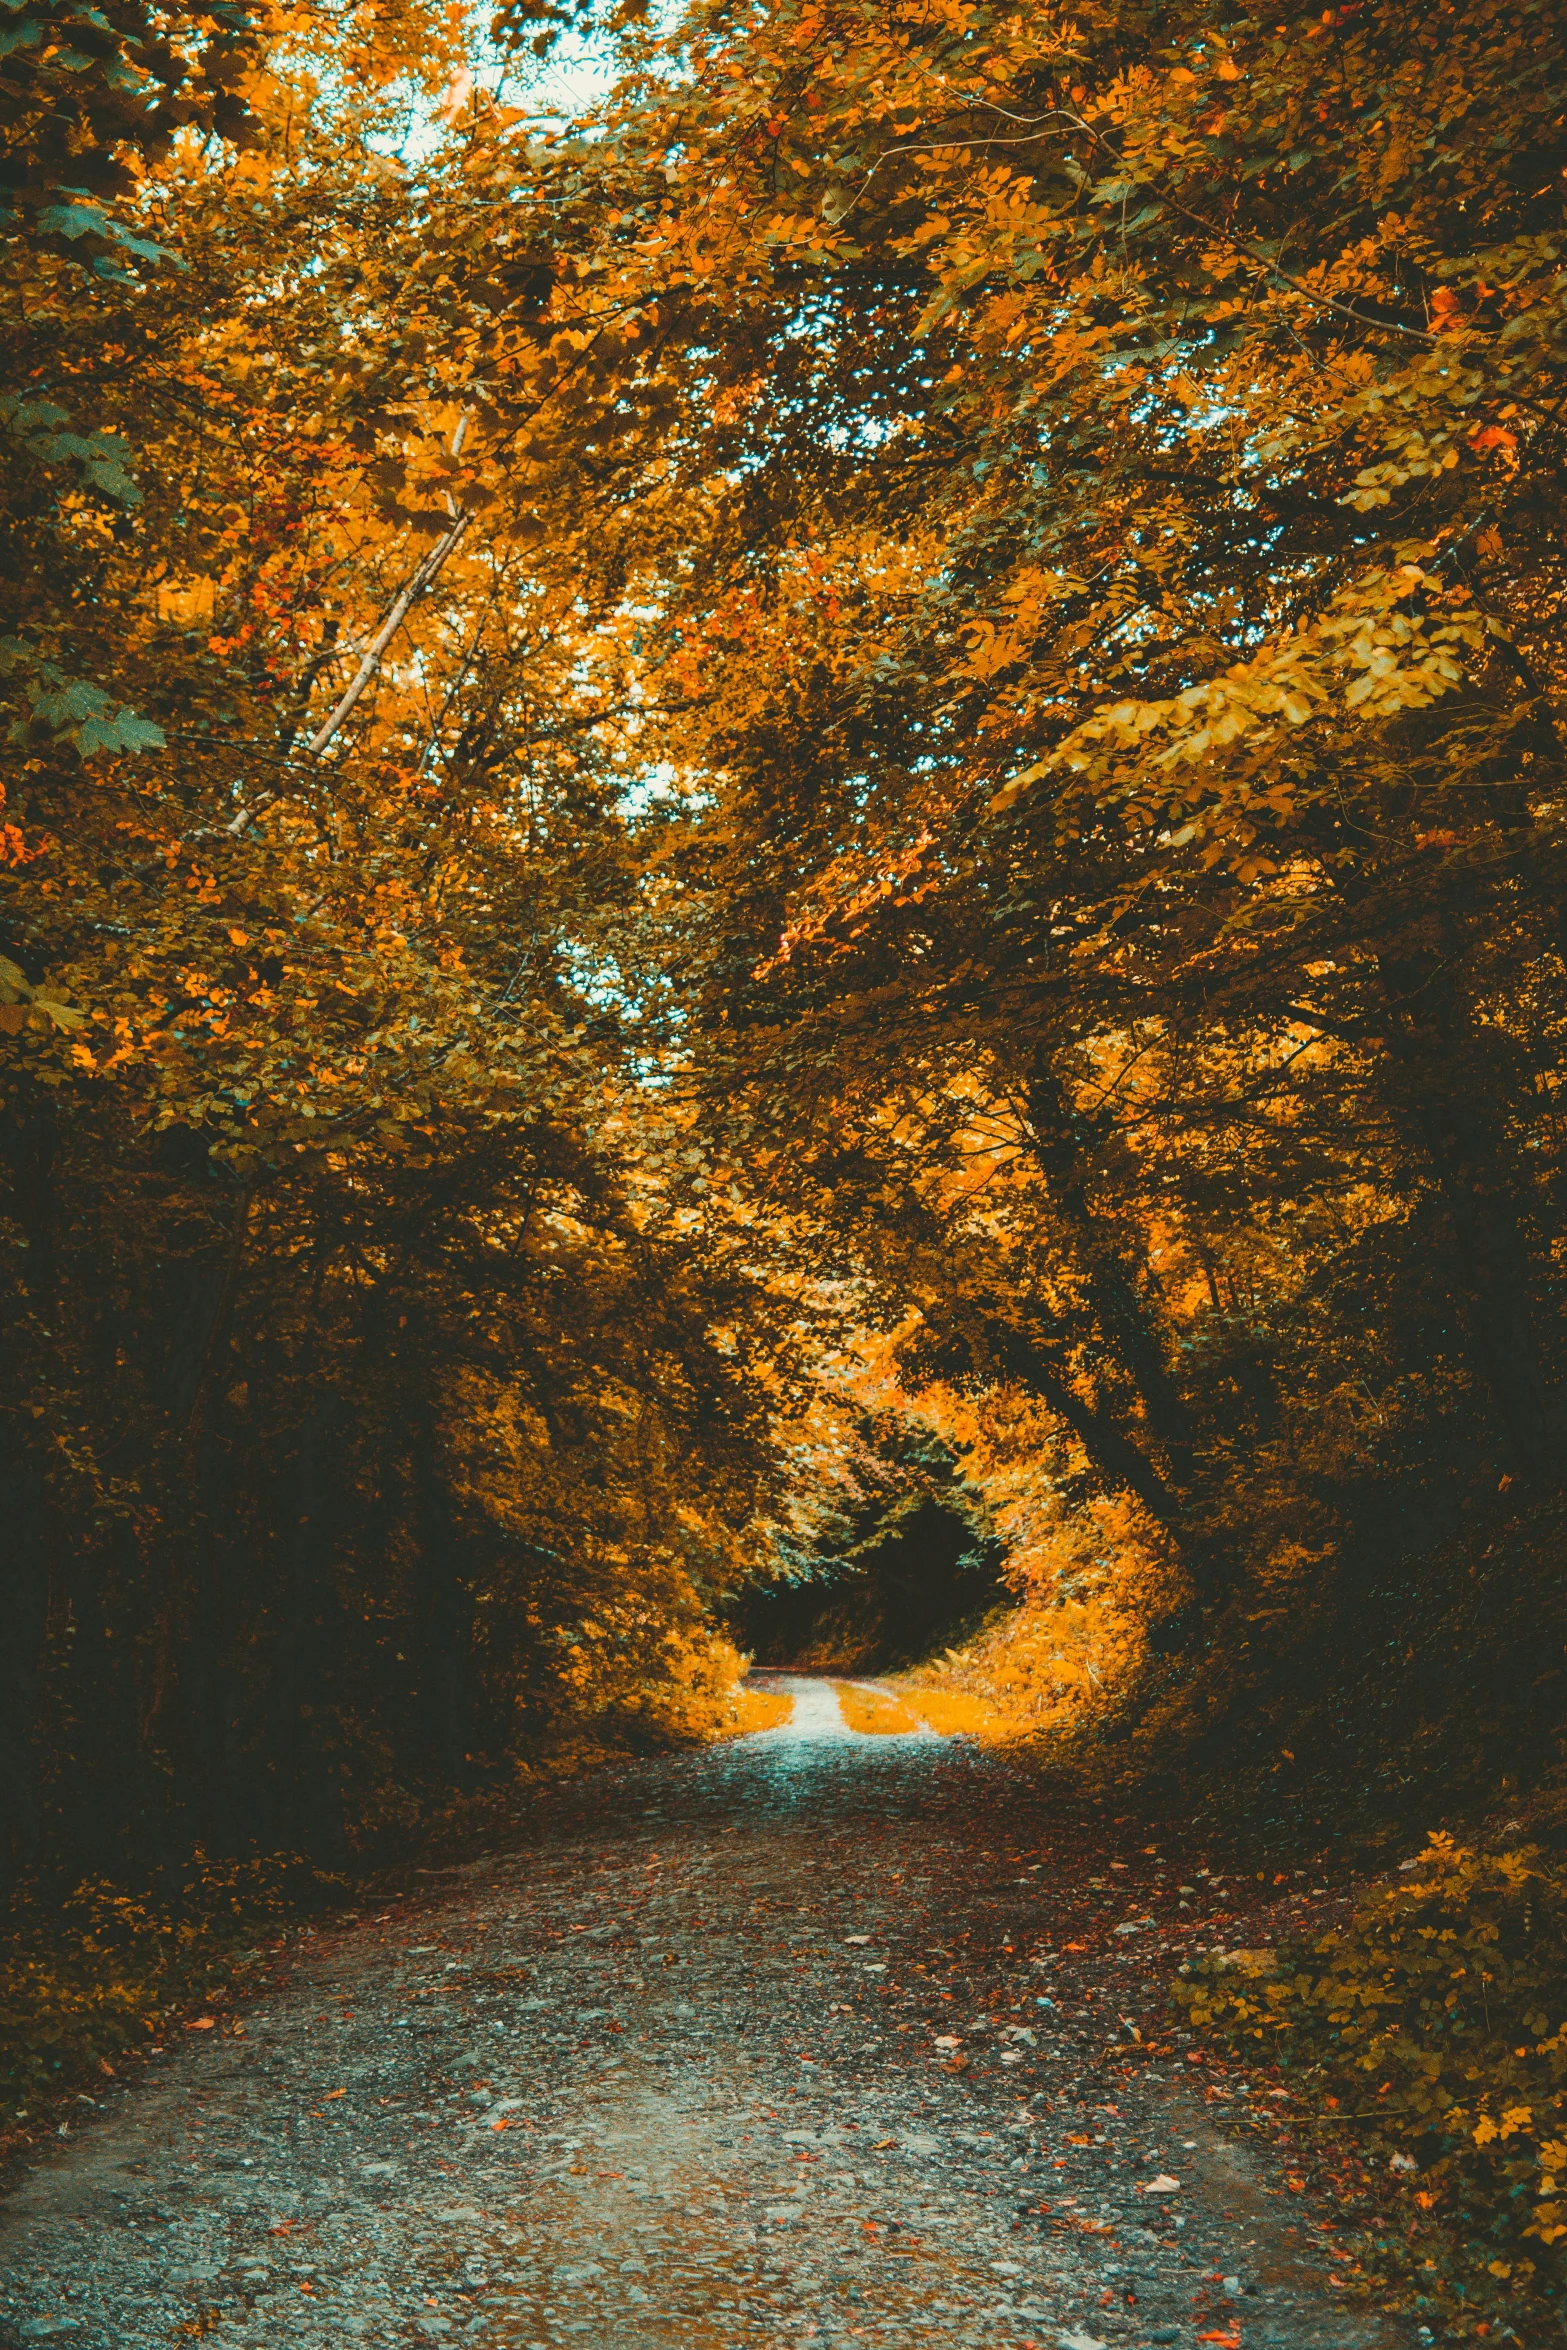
xmin=934 ymin=2035 xmax=961 ymax=2049
xmin=325 ymin=2088 xmax=346 ymax=2101
xmin=1141 ymin=2175 xmax=1181 ymax=2193
xmin=184 ymin=2018 xmax=216 ymax=2032
xmin=844 ymin=1935 xmax=872 ymax=1945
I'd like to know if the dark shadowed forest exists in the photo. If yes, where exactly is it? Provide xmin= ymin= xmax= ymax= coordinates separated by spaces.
xmin=3 ymin=0 xmax=1567 ymax=2335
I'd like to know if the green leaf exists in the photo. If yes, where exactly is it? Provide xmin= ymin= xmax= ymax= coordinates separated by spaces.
xmin=76 ymin=704 xmax=165 ymax=756
xmin=0 ymin=396 xmax=141 ymax=506
xmin=33 ymin=201 xmax=172 ymax=267
xmin=1 ymin=640 xmax=164 ymax=756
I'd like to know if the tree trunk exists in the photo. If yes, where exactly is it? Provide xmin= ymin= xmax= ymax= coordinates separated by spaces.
xmin=0 ymin=1430 xmax=49 ymax=1901
xmin=1022 ymin=1069 xmax=1195 ymax=1484
xmin=1374 ymin=958 xmax=1554 ymax=1480
xmin=409 ymin=1409 xmax=476 ymax=1792
xmin=1416 ymin=1092 xmax=1551 ymax=1478
xmin=269 ymin=1404 xmax=349 ymax=1863
xmin=987 ymin=1321 xmax=1181 ymax=1527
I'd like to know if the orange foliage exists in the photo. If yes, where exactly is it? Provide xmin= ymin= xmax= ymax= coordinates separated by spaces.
xmin=723 ymin=1682 xmax=796 ymax=1737
xmin=832 ymin=1682 xmax=920 ymax=1736
xmin=808 ymin=1334 xmax=1179 ymax=1739
xmin=895 ymin=1684 xmax=1020 ymax=1745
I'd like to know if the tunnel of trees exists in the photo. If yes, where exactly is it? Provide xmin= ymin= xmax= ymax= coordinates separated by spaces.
xmin=2 ymin=0 xmax=1565 ymax=1991
xmin=732 ymin=1498 xmax=1008 ymax=1672
xmin=731 ymin=1430 xmax=1009 ymax=1670
xmin=5 ymin=0 xmax=1567 ymax=2314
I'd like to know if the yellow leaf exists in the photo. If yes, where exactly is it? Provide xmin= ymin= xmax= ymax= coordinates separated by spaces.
xmin=34 ymin=995 xmax=87 ymax=1031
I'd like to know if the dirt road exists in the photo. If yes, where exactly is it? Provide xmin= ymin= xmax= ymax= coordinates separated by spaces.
xmin=0 ymin=1679 xmax=1415 ymax=2350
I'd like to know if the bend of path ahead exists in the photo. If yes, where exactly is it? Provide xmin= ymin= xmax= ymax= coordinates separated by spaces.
xmin=1 ymin=1677 xmax=1412 ymax=2350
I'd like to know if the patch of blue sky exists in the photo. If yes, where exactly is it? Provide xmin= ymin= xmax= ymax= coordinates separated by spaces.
xmin=360 ymin=15 xmax=622 ymax=168
xmin=619 ymin=760 xmax=678 ymax=816
xmin=559 ymin=941 xmax=685 ymax=1087
xmin=619 ymin=761 xmax=715 ymax=819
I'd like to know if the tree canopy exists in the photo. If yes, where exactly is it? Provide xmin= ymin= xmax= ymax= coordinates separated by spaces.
xmin=2 ymin=0 xmax=1563 ymax=1883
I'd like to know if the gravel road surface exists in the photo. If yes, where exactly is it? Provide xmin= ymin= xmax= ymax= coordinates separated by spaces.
xmin=0 ymin=1677 xmax=1416 ymax=2350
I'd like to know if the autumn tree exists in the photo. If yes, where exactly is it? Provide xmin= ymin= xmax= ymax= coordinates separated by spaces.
xmin=0 ymin=0 xmax=799 ymax=1891
xmin=460 ymin=0 xmax=1567 ymax=1618
xmin=4 ymin=0 xmax=1564 ymax=1885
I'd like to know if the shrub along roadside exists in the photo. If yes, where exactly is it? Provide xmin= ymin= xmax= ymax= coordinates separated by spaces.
xmin=1175 ymin=1836 xmax=1567 ymax=2342
xmin=1 ymin=1659 xmax=783 ymax=2163
xmin=0 ymin=1853 xmax=336 ymax=2131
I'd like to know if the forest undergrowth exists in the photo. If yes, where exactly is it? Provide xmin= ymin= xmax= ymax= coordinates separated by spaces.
xmin=0 ymin=1640 xmax=783 ymax=2173
xmin=865 ymin=1483 xmax=1567 ymax=2345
